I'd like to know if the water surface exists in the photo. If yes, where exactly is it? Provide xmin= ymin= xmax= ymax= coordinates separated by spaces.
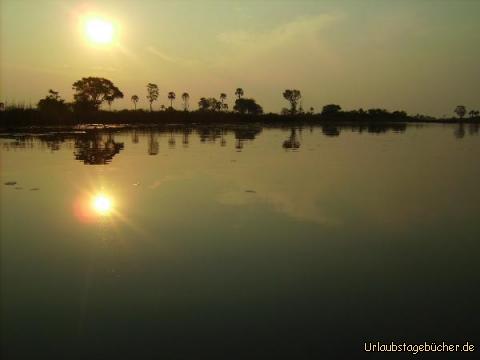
xmin=1 ymin=123 xmax=479 ymax=358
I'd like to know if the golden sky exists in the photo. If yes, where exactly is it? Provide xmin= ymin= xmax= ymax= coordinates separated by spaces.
xmin=1 ymin=0 xmax=479 ymax=116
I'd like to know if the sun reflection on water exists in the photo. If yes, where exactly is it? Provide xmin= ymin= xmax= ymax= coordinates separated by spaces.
xmin=74 ymin=190 xmax=117 ymax=222
xmin=92 ymin=194 xmax=113 ymax=216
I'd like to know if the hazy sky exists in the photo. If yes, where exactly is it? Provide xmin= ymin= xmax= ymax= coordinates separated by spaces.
xmin=1 ymin=0 xmax=479 ymax=115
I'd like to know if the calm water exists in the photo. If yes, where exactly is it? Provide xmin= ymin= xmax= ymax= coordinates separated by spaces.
xmin=1 ymin=123 xmax=479 ymax=358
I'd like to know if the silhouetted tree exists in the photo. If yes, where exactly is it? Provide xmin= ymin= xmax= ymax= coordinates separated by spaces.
xmin=198 ymin=97 xmax=222 ymax=111
xmin=235 ymin=88 xmax=244 ymax=99
xmin=182 ymin=92 xmax=190 ymax=111
xmin=72 ymin=77 xmax=123 ymax=111
xmin=131 ymin=95 xmax=139 ymax=110
xmin=234 ymin=98 xmax=263 ymax=115
xmin=468 ymin=110 xmax=479 ymax=118
xmin=367 ymin=108 xmax=388 ymax=117
xmin=146 ymin=83 xmax=159 ymax=111
xmin=454 ymin=105 xmax=466 ymax=119
xmin=198 ymin=97 xmax=209 ymax=111
xmin=309 ymin=107 xmax=314 ymax=114
xmin=37 ymin=89 xmax=68 ymax=113
xmin=322 ymin=104 xmax=342 ymax=115
xmin=392 ymin=110 xmax=407 ymax=119
xmin=168 ymin=91 xmax=176 ymax=109
xmin=105 ymin=95 xmax=115 ymax=110
xmin=210 ymin=98 xmax=222 ymax=111
xmin=298 ymin=101 xmax=304 ymax=114
xmin=220 ymin=93 xmax=227 ymax=111
xmin=282 ymin=89 xmax=301 ymax=115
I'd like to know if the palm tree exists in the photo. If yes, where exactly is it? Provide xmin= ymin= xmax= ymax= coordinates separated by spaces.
xmin=181 ymin=92 xmax=190 ymax=111
xmin=146 ymin=83 xmax=159 ymax=111
xmin=168 ymin=92 xmax=176 ymax=108
xmin=235 ymin=88 xmax=244 ymax=99
xmin=131 ymin=95 xmax=139 ymax=110
xmin=220 ymin=93 xmax=227 ymax=111
xmin=454 ymin=105 xmax=466 ymax=119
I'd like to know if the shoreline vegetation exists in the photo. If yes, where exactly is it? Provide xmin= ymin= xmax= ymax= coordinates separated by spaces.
xmin=1 ymin=77 xmax=479 ymax=129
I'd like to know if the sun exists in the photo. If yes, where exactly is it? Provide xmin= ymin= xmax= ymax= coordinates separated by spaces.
xmin=85 ymin=18 xmax=114 ymax=44
xmin=92 ymin=194 xmax=113 ymax=215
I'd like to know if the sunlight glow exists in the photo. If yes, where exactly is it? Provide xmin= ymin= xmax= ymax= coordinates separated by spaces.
xmin=85 ymin=18 xmax=113 ymax=44
xmin=92 ymin=194 xmax=113 ymax=215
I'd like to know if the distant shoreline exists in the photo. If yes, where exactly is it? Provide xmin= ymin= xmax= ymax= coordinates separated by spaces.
xmin=1 ymin=109 xmax=478 ymax=130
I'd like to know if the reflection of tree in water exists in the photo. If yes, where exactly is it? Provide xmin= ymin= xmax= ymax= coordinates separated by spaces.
xmin=148 ymin=132 xmax=159 ymax=155
xmin=131 ymin=130 xmax=139 ymax=144
xmin=1 ymin=121 xmax=463 ymax=162
xmin=234 ymin=127 xmax=262 ymax=151
xmin=367 ymin=123 xmax=406 ymax=134
xmin=321 ymin=124 xmax=340 ymax=137
xmin=3 ymin=134 xmax=69 ymax=151
xmin=74 ymin=133 xmax=124 ymax=164
xmin=282 ymin=128 xmax=301 ymax=150
xmin=351 ymin=123 xmax=407 ymax=134
xmin=182 ymin=128 xmax=192 ymax=147
xmin=40 ymin=133 xmax=70 ymax=151
xmin=1 ymin=136 xmax=35 ymax=150
xmin=168 ymin=130 xmax=176 ymax=148
xmin=454 ymin=123 xmax=465 ymax=139
xmin=235 ymin=138 xmax=243 ymax=151
xmin=197 ymin=127 xmax=224 ymax=143
xmin=468 ymin=123 xmax=479 ymax=135
xmin=45 ymin=139 xmax=61 ymax=151
xmin=220 ymin=129 xmax=227 ymax=147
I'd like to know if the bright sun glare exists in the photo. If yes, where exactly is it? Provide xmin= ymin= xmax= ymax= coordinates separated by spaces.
xmin=85 ymin=18 xmax=113 ymax=44
xmin=92 ymin=194 xmax=113 ymax=215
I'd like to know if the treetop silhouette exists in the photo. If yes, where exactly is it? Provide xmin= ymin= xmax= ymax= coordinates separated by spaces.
xmin=283 ymin=89 xmax=301 ymax=115
xmin=146 ymin=83 xmax=159 ymax=111
xmin=72 ymin=77 xmax=123 ymax=111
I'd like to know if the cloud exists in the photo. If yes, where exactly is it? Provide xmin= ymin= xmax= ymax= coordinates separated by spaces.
xmin=146 ymin=46 xmax=200 ymax=67
xmin=146 ymin=46 xmax=178 ymax=63
xmin=216 ymin=13 xmax=343 ymax=57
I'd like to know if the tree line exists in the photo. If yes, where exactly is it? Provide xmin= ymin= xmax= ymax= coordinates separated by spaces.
xmin=35 ymin=77 xmax=266 ymax=116
xmin=1 ymin=76 xmax=479 ymax=124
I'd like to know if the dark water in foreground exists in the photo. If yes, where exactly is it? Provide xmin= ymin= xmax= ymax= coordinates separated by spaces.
xmin=1 ymin=123 xmax=479 ymax=359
